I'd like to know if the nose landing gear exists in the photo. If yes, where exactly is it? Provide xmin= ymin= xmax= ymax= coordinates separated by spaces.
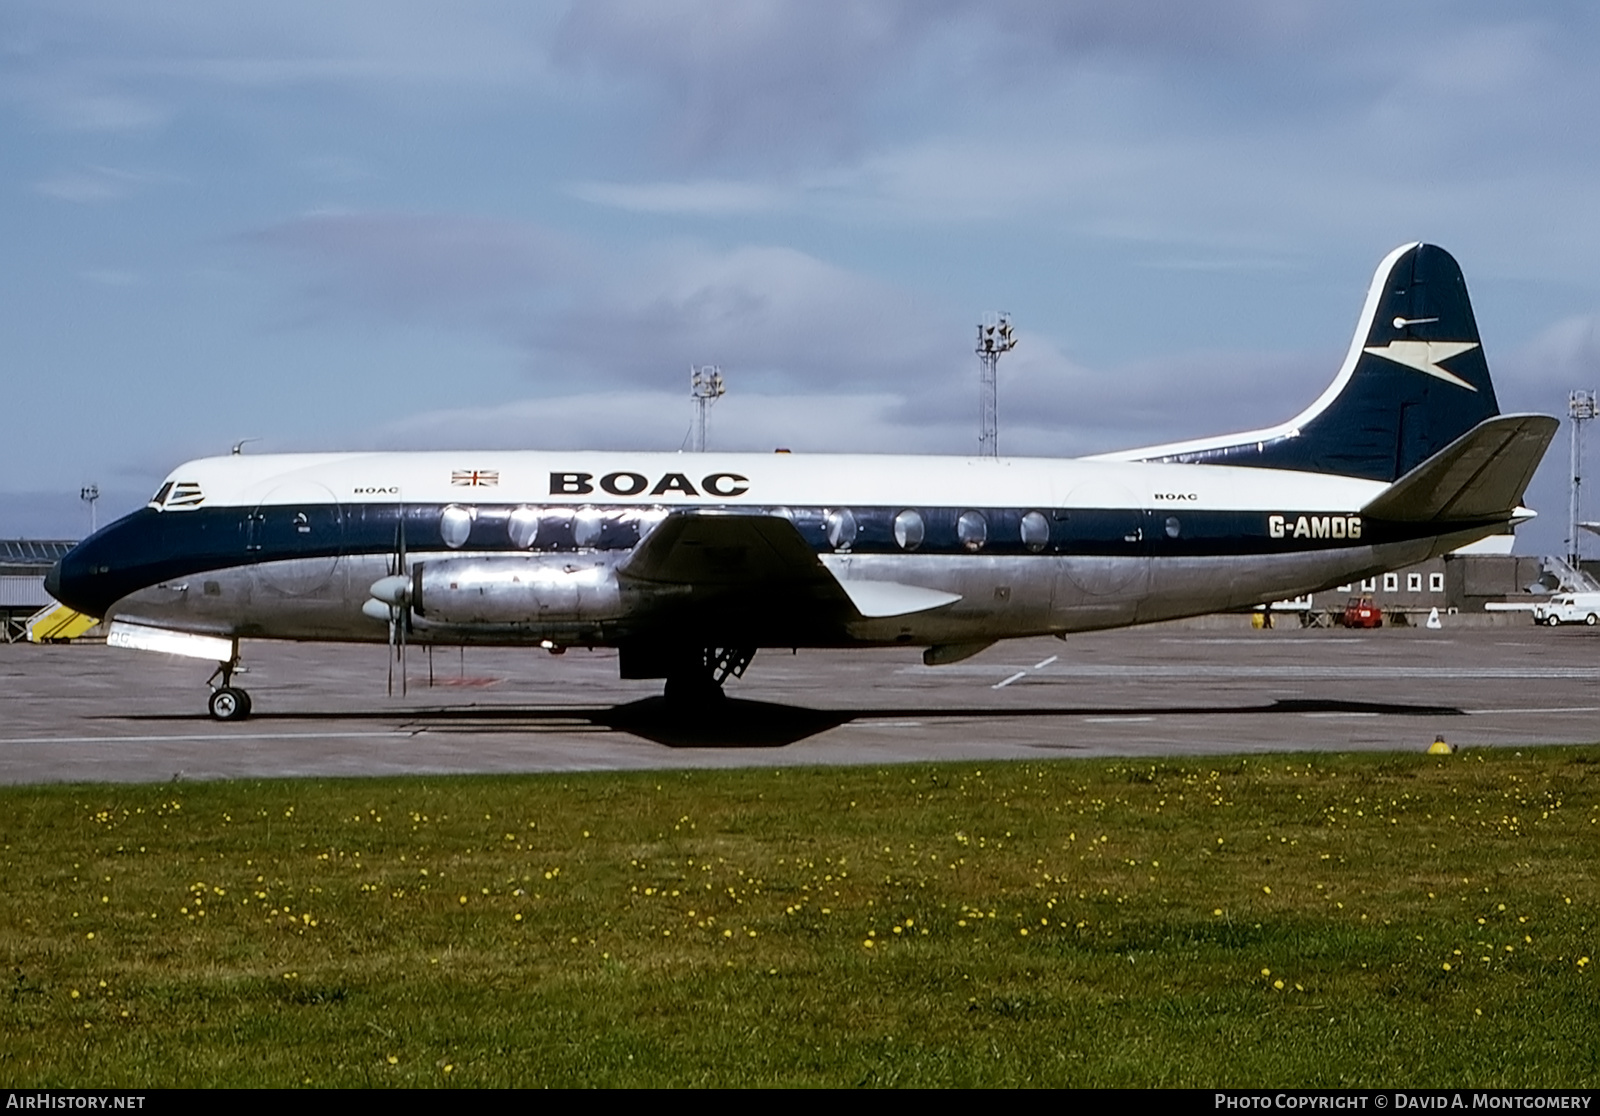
xmin=206 ymin=644 xmax=252 ymax=721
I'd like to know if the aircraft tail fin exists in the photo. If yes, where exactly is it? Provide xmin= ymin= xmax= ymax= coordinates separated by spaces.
xmin=1094 ymin=244 xmax=1506 ymax=482
xmin=1359 ymin=413 xmax=1557 ymax=523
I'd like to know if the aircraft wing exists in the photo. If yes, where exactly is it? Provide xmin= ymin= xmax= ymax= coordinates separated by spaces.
xmin=1360 ymin=413 xmax=1559 ymax=523
xmin=617 ymin=511 xmax=960 ymax=618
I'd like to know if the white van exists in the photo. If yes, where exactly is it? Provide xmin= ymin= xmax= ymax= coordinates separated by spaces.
xmin=1533 ymin=592 xmax=1600 ymax=626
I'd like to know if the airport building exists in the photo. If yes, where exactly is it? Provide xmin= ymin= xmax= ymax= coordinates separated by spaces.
xmin=1 ymin=540 xmax=75 ymax=642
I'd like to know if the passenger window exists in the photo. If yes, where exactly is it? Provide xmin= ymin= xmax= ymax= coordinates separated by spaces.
xmin=893 ymin=510 xmax=925 ymax=551
xmin=957 ymin=511 xmax=987 ymax=552
xmin=508 ymin=506 xmax=540 ymax=549
xmin=825 ymin=508 xmax=858 ymax=551
xmin=1020 ymin=510 xmax=1049 ymax=552
xmin=574 ymin=508 xmax=604 ymax=548
xmin=440 ymin=505 xmax=473 ymax=549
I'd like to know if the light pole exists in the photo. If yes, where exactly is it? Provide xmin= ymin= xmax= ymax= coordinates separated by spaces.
xmin=690 ymin=365 xmax=725 ymax=452
xmin=976 ymin=313 xmax=1017 ymax=457
xmin=80 ymin=484 xmax=100 ymax=536
xmin=1569 ymin=390 xmax=1597 ymax=568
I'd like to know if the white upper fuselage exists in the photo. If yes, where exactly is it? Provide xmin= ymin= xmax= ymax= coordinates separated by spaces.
xmin=154 ymin=450 xmax=1386 ymax=513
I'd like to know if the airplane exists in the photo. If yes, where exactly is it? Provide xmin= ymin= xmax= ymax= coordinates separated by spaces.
xmin=46 ymin=243 xmax=1558 ymax=721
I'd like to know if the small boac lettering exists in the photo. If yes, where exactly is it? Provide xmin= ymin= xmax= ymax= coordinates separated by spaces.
xmin=1269 ymin=514 xmax=1362 ymax=540
xmin=353 ymin=486 xmax=400 ymax=495
xmin=551 ymin=471 xmax=750 ymax=498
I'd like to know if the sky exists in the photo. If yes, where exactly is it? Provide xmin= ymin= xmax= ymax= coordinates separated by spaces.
xmin=5 ymin=1 xmax=1600 ymax=555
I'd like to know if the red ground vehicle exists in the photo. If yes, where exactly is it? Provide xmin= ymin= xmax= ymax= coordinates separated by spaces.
xmin=1338 ymin=596 xmax=1383 ymax=628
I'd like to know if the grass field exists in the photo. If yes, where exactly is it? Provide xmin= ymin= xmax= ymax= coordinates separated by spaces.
xmin=3 ymin=746 xmax=1599 ymax=1087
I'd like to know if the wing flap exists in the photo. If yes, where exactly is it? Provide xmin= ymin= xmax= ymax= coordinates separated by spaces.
xmin=837 ymin=579 xmax=962 ymax=618
xmin=1360 ymin=413 xmax=1558 ymax=523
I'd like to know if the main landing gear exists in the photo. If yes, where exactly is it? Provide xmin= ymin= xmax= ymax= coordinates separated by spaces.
xmin=206 ymin=644 xmax=252 ymax=721
xmin=662 ymin=646 xmax=756 ymax=709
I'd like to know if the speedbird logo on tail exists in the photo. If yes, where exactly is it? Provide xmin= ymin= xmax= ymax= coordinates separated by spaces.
xmin=1361 ymin=340 xmax=1481 ymax=391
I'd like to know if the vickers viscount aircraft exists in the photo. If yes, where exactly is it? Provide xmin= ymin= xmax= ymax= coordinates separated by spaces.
xmin=48 ymin=243 xmax=1557 ymax=720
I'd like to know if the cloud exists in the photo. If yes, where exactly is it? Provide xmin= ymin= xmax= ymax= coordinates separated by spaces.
xmin=32 ymin=163 xmax=171 ymax=202
xmin=566 ymin=179 xmax=791 ymax=215
xmin=368 ymin=389 xmax=951 ymax=454
xmin=254 ymin=211 xmax=967 ymax=395
xmin=1498 ymin=314 xmax=1600 ymax=409
xmin=252 ymin=211 xmax=588 ymax=327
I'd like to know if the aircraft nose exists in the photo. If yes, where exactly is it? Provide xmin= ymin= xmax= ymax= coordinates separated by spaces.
xmin=44 ymin=560 xmax=63 ymax=602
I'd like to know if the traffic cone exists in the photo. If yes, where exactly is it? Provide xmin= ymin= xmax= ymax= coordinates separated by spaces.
xmin=1426 ymin=607 xmax=1442 ymax=629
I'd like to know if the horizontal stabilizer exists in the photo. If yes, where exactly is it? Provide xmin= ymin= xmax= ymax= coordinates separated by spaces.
xmin=1360 ymin=413 xmax=1558 ymax=523
xmin=837 ymin=579 xmax=962 ymax=618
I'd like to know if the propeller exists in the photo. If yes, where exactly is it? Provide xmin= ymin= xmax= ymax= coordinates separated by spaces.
xmin=364 ymin=504 xmax=413 ymax=696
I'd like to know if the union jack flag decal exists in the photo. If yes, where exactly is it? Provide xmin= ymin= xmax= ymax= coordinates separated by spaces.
xmin=451 ymin=469 xmax=500 ymax=487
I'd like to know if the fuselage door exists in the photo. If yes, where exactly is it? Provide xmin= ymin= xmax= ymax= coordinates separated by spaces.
xmin=248 ymin=481 xmax=344 ymax=597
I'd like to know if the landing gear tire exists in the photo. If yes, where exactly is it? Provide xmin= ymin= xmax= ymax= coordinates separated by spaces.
xmin=1587 ymin=614 xmax=1597 ymax=626
xmin=209 ymin=686 xmax=252 ymax=721
xmin=1547 ymin=614 xmax=1562 ymax=627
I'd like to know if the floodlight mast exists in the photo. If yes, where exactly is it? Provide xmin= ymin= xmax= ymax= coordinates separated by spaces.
xmin=1569 ymin=389 xmax=1597 ymax=568
xmin=976 ymin=313 xmax=1016 ymax=457
xmin=80 ymin=484 xmax=100 ymax=535
xmin=690 ymin=365 xmax=725 ymax=452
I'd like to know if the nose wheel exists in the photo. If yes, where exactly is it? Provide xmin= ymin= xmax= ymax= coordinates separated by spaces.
xmin=208 ymin=686 xmax=252 ymax=721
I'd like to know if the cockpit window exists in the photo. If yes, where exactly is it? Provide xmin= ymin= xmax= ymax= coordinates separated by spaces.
xmin=147 ymin=482 xmax=174 ymax=510
xmin=148 ymin=481 xmax=205 ymax=511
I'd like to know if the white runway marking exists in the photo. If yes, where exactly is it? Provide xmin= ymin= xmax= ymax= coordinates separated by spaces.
xmin=1464 ymin=706 xmax=1600 ymax=716
xmin=1033 ymin=655 xmax=1059 ymax=670
xmin=1082 ymin=716 xmax=1155 ymax=724
xmin=993 ymin=671 xmax=1028 ymax=689
xmin=2 ymin=730 xmax=415 ymax=746
xmin=919 ymin=665 xmax=1600 ymax=680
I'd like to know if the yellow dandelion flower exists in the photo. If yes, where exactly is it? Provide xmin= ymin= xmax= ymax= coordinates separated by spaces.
xmin=1273 ymin=980 xmax=1284 ymax=990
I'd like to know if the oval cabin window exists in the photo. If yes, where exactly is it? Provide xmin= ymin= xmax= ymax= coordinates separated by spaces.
xmin=507 ymin=506 xmax=540 ymax=549
xmin=574 ymin=508 xmax=604 ymax=548
xmin=440 ymin=505 xmax=473 ymax=549
xmin=893 ymin=509 xmax=925 ymax=551
xmin=825 ymin=508 xmax=858 ymax=550
xmin=1020 ymin=510 xmax=1049 ymax=552
xmin=957 ymin=510 xmax=987 ymax=552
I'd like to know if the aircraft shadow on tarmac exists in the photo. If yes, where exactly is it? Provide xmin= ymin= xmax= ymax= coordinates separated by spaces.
xmin=110 ymin=696 xmax=1466 ymax=749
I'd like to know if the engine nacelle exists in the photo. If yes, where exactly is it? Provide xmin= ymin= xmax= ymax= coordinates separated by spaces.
xmin=413 ymin=557 xmax=624 ymax=626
